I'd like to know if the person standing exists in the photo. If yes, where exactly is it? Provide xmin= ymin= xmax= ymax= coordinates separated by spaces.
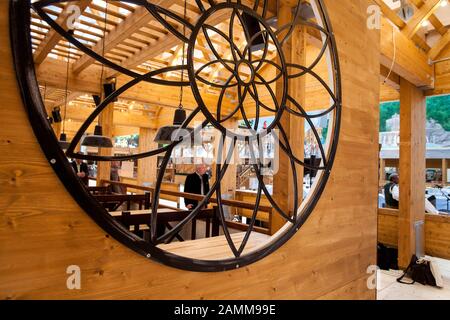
xmin=184 ymin=164 xmax=210 ymax=210
xmin=71 ymin=158 xmax=89 ymax=186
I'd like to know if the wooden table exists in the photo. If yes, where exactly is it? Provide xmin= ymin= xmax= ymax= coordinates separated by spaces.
xmin=109 ymin=207 xmax=220 ymax=242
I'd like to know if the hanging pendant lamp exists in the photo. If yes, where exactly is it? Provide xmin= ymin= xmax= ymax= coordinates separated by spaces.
xmin=58 ymin=30 xmax=73 ymax=150
xmin=81 ymin=3 xmax=113 ymax=149
xmin=154 ymin=0 xmax=200 ymax=146
xmin=154 ymin=106 xmax=199 ymax=145
xmin=81 ymin=124 xmax=113 ymax=148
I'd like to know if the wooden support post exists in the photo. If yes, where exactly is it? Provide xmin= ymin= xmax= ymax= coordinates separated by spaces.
xmin=398 ymin=78 xmax=426 ymax=268
xmin=209 ymin=120 xmax=238 ymax=217
xmin=221 ymin=118 xmax=237 ymax=198
xmin=443 ymin=159 xmax=448 ymax=186
xmin=96 ymin=103 xmax=114 ymax=186
xmin=379 ymin=158 xmax=386 ymax=186
xmin=137 ymin=128 xmax=158 ymax=188
xmin=289 ymin=18 xmax=305 ymax=211
xmin=272 ymin=5 xmax=305 ymax=234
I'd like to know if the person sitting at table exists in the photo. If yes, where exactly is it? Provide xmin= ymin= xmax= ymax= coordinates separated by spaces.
xmin=384 ymin=173 xmax=399 ymax=209
xmin=385 ymin=173 xmax=440 ymax=214
xmin=71 ymin=158 xmax=89 ymax=185
xmin=184 ymin=163 xmax=210 ymax=210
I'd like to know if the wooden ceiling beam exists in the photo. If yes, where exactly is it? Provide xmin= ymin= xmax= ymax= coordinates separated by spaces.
xmin=380 ymin=17 xmax=433 ymax=88
xmin=33 ymin=0 xmax=90 ymax=65
xmin=429 ymin=29 xmax=450 ymax=60
xmin=373 ymin=0 xmax=406 ymax=29
xmin=49 ymin=92 xmax=83 ymax=109
xmin=380 ymin=64 xmax=400 ymax=91
xmin=106 ymin=13 xmax=226 ymax=78
xmin=401 ymin=0 xmax=442 ymax=39
xmin=36 ymin=59 xmax=235 ymax=115
xmin=73 ymin=0 xmax=172 ymax=74
xmin=409 ymin=0 xmax=447 ymax=35
xmin=60 ymin=103 xmax=156 ymax=129
xmin=106 ymin=0 xmax=275 ymax=78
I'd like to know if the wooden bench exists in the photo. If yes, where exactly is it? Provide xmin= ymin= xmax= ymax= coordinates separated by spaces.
xmin=93 ymin=193 xmax=150 ymax=212
xmin=87 ymin=186 xmax=112 ymax=195
xmin=109 ymin=207 xmax=220 ymax=242
xmin=101 ymin=180 xmax=274 ymax=234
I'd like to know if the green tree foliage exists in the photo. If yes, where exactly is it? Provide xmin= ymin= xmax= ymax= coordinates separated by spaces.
xmin=380 ymin=101 xmax=399 ymax=132
xmin=426 ymin=95 xmax=450 ymax=131
xmin=380 ymin=95 xmax=450 ymax=132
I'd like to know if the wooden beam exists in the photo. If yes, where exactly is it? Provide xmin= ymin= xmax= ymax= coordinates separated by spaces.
xmin=380 ymin=64 xmax=400 ymax=90
xmin=60 ymin=121 xmax=139 ymax=139
xmin=373 ymin=0 xmax=406 ymax=29
xmin=137 ymin=128 xmax=158 ymax=186
xmin=401 ymin=0 xmax=442 ymax=39
xmin=271 ymin=5 xmax=305 ymax=234
xmin=97 ymin=102 xmax=114 ymax=185
xmin=409 ymin=0 xmax=447 ymax=35
xmin=33 ymin=0 xmax=90 ymax=65
xmin=429 ymin=30 xmax=450 ymax=60
xmin=379 ymin=158 xmax=386 ymax=186
xmin=380 ymin=17 xmax=433 ymax=88
xmin=374 ymin=0 xmax=429 ymax=51
xmin=58 ymin=103 xmax=156 ymax=129
xmin=72 ymin=1 xmax=171 ymax=74
xmin=106 ymin=0 xmax=275 ymax=78
xmin=426 ymin=44 xmax=450 ymax=96
xmin=36 ymin=59 xmax=234 ymax=113
xmin=443 ymin=159 xmax=448 ymax=186
xmin=49 ymin=91 xmax=83 ymax=109
xmin=380 ymin=82 xmax=400 ymax=102
xmin=398 ymin=78 xmax=426 ymax=268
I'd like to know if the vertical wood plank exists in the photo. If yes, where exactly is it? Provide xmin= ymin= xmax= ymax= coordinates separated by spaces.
xmin=442 ymin=159 xmax=448 ymax=186
xmin=0 ymin=0 xmax=379 ymax=299
xmin=273 ymin=5 xmax=293 ymax=233
xmin=273 ymin=5 xmax=305 ymax=233
xmin=137 ymin=128 xmax=157 ymax=187
xmin=398 ymin=78 xmax=426 ymax=268
xmin=97 ymin=103 xmax=114 ymax=185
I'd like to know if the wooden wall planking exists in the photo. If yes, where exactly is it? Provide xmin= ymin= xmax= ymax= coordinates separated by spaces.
xmin=0 ymin=0 xmax=380 ymax=299
xmin=378 ymin=209 xmax=450 ymax=260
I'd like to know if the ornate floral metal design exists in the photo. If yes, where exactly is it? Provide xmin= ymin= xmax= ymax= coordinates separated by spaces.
xmin=10 ymin=0 xmax=341 ymax=271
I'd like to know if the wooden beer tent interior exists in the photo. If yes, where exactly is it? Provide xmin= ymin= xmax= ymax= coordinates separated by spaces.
xmin=0 ymin=0 xmax=450 ymax=299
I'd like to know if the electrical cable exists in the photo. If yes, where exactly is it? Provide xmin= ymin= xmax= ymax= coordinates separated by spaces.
xmin=383 ymin=26 xmax=397 ymax=85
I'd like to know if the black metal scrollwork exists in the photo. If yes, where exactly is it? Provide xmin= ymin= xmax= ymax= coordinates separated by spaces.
xmin=10 ymin=0 xmax=341 ymax=271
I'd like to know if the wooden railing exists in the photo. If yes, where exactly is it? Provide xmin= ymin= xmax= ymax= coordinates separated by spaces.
xmin=100 ymin=180 xmax=273 ymax=235
xmin=378 ymin=208 xmax=450 ymax=259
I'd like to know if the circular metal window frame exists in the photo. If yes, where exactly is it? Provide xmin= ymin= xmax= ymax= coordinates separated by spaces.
xmin=9 ymin=0 xmax=342 ymax=272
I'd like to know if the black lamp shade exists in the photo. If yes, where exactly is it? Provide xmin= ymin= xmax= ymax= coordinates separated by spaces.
xmin=52 ymin=107 xmax=62 ymax=123
xmin=58 ymin=132 xmax=70 ymax=150
xmin=241 ymin=12 xmax=265 ymax=52
xmin=154 ymin=126 xmax=202 ymax=146
xmin=81 ymin=125 xmax=113 ymax=148
xmin=173 ymin=108 xmax=186 ymax=125
xmin=93 ymin=95 xmax=101 ymax=106
xmin=103 ymin=83 xmax=118 ymax=102
xmin=154 ymin=108 xmax=201 ymax=145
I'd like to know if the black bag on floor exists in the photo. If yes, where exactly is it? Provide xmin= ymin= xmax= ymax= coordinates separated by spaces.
xmin=377 ymin=243 xmax=398 ymax=270
xmin=397 ymin=255 xmax=437 ymax=286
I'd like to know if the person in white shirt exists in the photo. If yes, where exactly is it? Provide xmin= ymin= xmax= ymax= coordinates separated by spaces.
xmin=386 ymin=173 xmax=440 ymax=214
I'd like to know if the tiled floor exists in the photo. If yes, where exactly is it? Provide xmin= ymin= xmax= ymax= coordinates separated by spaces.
xmin=377 ymin=257 xmax=450 ymax=300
